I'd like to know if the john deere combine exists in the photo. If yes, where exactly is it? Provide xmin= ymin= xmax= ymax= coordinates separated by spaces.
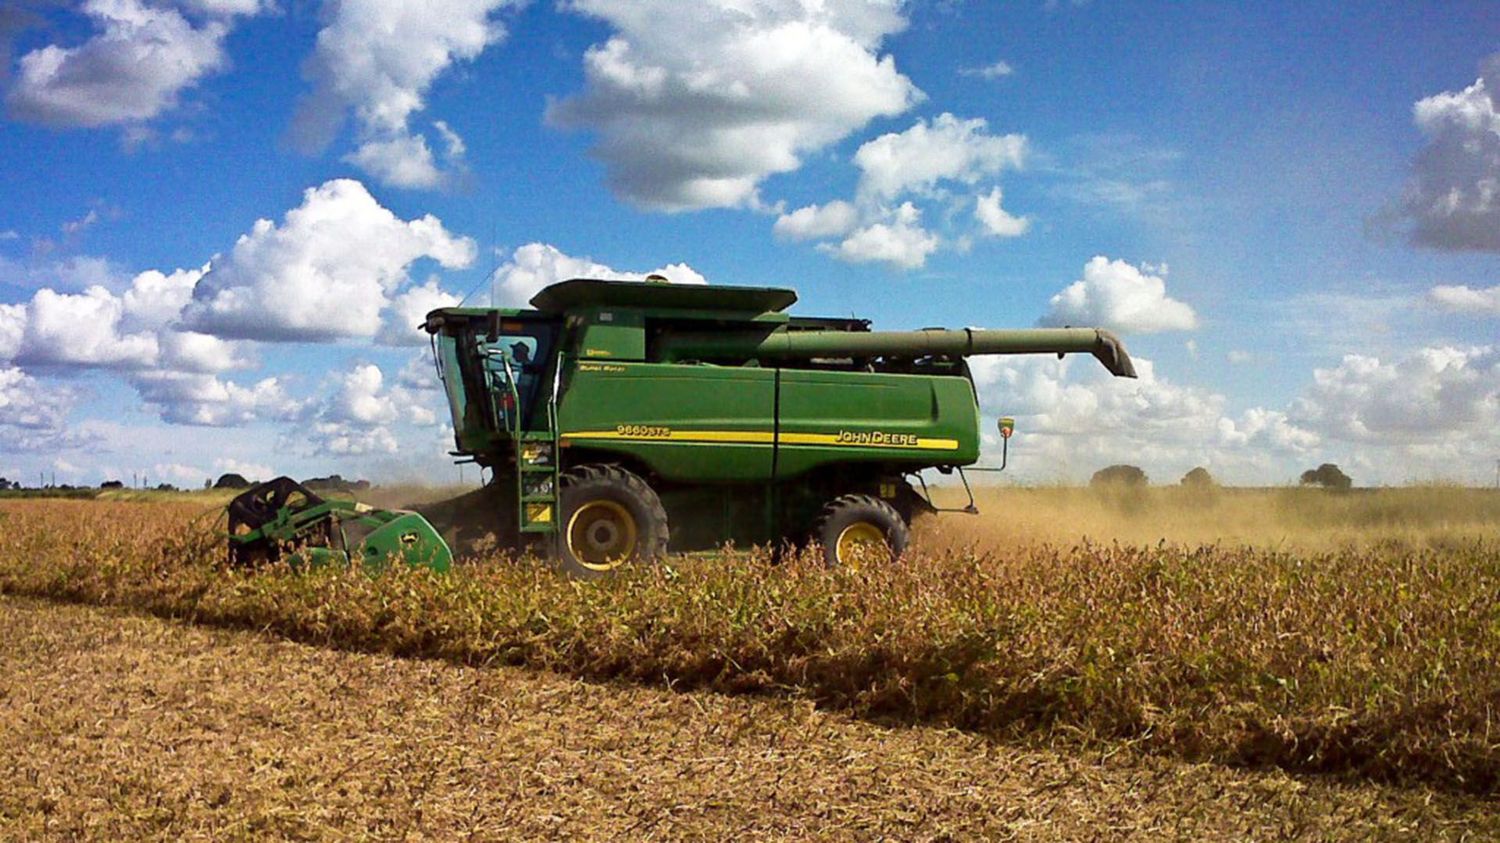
xmin=422 ymin=278 xmax=1136 ymax=576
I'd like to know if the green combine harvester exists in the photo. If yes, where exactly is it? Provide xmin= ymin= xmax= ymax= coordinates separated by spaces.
xmin=418 ymin=277 xmax=1136 ymax=576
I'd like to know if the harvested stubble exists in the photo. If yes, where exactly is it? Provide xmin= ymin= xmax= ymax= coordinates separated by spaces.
xmin=6 ymin=596 xmax=1497 ymax=840
xmin=2 ymin=495 xmax=1499 ymax=796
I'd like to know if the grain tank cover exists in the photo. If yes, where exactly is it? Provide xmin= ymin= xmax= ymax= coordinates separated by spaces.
xmin=530 ymin=278 xmax=798 ymax=314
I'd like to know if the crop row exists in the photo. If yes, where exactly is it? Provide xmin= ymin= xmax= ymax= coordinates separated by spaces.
xmin=1 ymin=499 xmax=1497 ymax=794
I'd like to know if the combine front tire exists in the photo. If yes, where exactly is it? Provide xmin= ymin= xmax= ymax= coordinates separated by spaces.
xmin=558 ymin=465 xmax=669 ymax=578
xmin=812 ymin=494 xmax=908 ymax=568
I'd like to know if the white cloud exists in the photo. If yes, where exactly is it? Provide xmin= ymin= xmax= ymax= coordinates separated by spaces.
xmin=777 ymin=114 xmax=1029 ymax=267
xmin=853 ymin=113 xmax=1025 ymax=200
xmin=6 ymin=0 xmax=257 ymax=129
xmin=773 ymin=201 xmax=860 ymax=241
xmin=819 ymin=202 xmax=939 ymax=270
xmin=1428 ymin=283 xmax=1500 ymax=316
xmin=0 ymin=303 xmax=23 ymax=361
xmin=396 ymin=352 xmax=440 ymax=390
xmin=130 ymin=370 xmax=305 ymax=426
xmin=183 ymin=179 xmax=476 ymax=341
xmin=157 ymin=330 xmax=247 ymax=373
xmin=966 ymin=353 xmax=1318 ymax=484
xmin=379 ymin=277 xmax=459 ymax=346
xmin=1040 ymin=256 xmax=1198 ymax=334
xmin=13 ymin=286 xmax=160 ymax=368
xmin=0 ymin=263 xmax=247 ymax=372
xmin=491 ymin=242 xmax=707 ymax=307
xmin=344 ymin=134 xmax=444 ymax=190
xmin=120 ymin=265 xmax=205 ymax=328
xmin=960 ymin=59 xmax=1014 ymax=80
xmin=1290 ymin=346 xmax=1499 ymax=444
xmin=327 ymin=363 xmax=398 ymax=426
xmin=309 ymin=422 xmax=399 ymax=456
xmin=974 ymin=186 xmax=1029 ymax=237
xmin=291 ymin=0 xmax=517 ymax=188
xmin=0 ymin=365 xmax=70 ymax=432
xmin=548 ymin=0 xmax=920 ymax=211
xmin=1398 ymin=55 xmax=1500 ymax=252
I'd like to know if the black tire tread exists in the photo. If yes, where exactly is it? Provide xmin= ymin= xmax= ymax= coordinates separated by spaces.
xmin=558 ymin=464 xmax=669 ymax=575
xmin=811 ymin=493 xmax=909 ymax=566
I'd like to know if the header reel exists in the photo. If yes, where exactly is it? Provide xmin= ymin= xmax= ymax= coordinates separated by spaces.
xmin=226 ymin=476 xmax=452 ymax=572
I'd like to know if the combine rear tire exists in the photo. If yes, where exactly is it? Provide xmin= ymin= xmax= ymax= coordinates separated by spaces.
xmin=812 ymin=494 xmax=908 ymax=568
xmin=558 ymin=465 xmax=669 ymax=579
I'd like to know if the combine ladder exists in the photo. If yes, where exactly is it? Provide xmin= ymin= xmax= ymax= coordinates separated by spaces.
xmin=497 ymin=352 xmax=562 ymax=555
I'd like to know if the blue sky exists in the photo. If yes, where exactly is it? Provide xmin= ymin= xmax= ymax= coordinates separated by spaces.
xmin=1 ymin=0 xmax=1497 ymax=488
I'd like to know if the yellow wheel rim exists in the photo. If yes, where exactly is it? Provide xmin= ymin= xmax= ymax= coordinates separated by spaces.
xmin=834 ymin=521 xmax=887 ymax=568
xmin=566 ymin=500 xmax=639 ymax=572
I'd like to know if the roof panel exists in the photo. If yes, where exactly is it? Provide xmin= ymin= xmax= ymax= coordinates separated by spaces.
xmin=529 ymin=278 xmax=798 ymax=314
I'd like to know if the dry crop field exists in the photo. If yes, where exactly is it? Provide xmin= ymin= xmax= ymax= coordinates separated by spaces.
xmin=2 ymin=486 xmax=1499 ymax=837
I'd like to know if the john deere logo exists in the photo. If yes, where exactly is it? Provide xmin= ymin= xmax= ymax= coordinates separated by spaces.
xmin=836 ymin=429 xmax=919 ymax=447
xmin=400 ymin=532 xmax=418 ymax=546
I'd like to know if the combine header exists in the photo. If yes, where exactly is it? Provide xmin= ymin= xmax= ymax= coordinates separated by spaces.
xmin=227 ymin=477 xmax=452 ymax=572
xmin=423 ymin=278 xmax=1136 ymax=576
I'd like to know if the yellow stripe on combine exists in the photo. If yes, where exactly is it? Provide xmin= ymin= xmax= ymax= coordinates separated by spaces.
xmin=560 ymin=430 xmax=958 ymax=451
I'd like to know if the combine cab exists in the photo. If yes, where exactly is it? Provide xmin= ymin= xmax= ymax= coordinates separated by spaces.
xmin=424 ymin=278 xmax=1135 ymax=575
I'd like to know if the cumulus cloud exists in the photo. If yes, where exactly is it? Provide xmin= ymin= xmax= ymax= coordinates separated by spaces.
xmin=853 ymin=113 xmax=1025 ymax=200
xmin=773 ymin=201 xmax=860 ymax=241
xmin=974 ymin=186 xmax=1029 ymax=237
xmin=1040 ymin=256 xmax=1197 ymax=333
xmin=291 ymin=0 xmax=519 ymax=188
xmin=0 ymin=365 xmax=82 ymax=453
xmin=0 ymin=365 xmax=70 ymax=432
xmin=0 ymin=263 xmax=249 ymax=373
xmin=6 ymin=0 xmax=260 ymax=129
xmin=129 ymin=370 xmax=305 ymax=426
xmin=775 ymin=113 xmax=1029 ymax=268
xmin=1428 ymin=283 xmax=1500 ymax=316
xmin=1396 ymin=55 xmax=1500 ymax=252
xmin=344 ymin=133 xmax=444 ymax=190
xmin=298 ymin=360 xmax=443 ymax=458
xmin=12 ymin=286 xmax=160 ymax=368
xmin=1290 ymin=345 xmax=1499 ymax=444
xmin=548 ymin=0 xmax=920 ymax=211
xmin=966 ymin=353 xmax=1318 ymax=484
xmin=183 ymin=179 xmax=476 ymax=341
xmin=378 ymin=277 xmax=459 ymax=346
xmin=490 ymin=242 xmax=707 ymax=307
xmin=818 ymin=201 xmax=939 ymax=270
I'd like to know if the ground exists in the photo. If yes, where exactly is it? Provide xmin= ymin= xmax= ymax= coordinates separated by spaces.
xmin=3 ymin=596 xmax=1494 ymax=841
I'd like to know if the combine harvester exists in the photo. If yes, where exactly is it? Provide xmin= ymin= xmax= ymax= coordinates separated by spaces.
xmin=413 ymin=277 xmax=1136 ymax=576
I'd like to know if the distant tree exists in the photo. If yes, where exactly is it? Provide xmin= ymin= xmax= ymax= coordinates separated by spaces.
xmin=0 ymin=477 xmax=13 ymax=490
xmin=100 ymin=480 xmax=125 ymax=489
xmin=1181 ymin=467 xmax=1217 ymax=488
xmin=1091 ymin=464 xmax=1149 ymax=488
xmin=203 ymin=478 xmax=212 ymax=490
xmin=213 ymin=473 xmax=251 ymax=489
xmin=1299 ymin=463 xmax=1352 ymax=490
xmin=155 ymin=482 xmax=178 ymax=492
